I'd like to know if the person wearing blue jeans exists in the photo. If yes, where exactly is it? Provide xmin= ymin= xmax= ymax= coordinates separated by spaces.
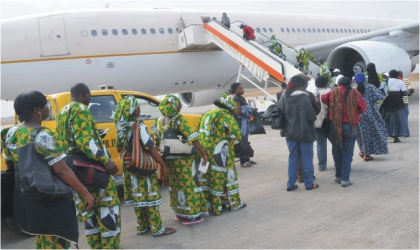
xmin=279 ymin=75 xmax=318 ymax=191
xmin=314 ymin=128 xmax=327 ymax=170
xmin=313 ymin=76 xmax=330 ymax=171
xmin=328 ymin=123 xmax=357 ymax=185
xmin=322 ymin=75 xmax=366 ymax=187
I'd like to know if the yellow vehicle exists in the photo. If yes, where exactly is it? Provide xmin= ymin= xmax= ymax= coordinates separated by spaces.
xmin=1 ymin=86 xmax=201 ymax=185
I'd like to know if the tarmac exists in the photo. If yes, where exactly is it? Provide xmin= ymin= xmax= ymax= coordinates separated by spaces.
xmin=1 ymin=83 xmax=419 ymax=249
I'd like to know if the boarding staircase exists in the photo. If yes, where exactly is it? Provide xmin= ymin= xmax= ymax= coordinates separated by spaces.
xmin=177 ymin=14 xmax=321 ymax=101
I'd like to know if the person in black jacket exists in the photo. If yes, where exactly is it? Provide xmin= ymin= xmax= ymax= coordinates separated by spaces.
xmin=279 ymin=75 xmax=318 ymax=191
xmin=221 ymin=13 xmax=230 ymax=29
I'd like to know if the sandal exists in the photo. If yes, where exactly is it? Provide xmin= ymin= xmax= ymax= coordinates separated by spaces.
xmin=174 ymin=216 xmax=182 ymax=221
xmin=153 ymin=227 xmax=176 ymax=237
xmin=137 ymin=229 xmax=149 ymax=235
xmin=364 ymin=155 xmax=374 ymax=161
xmin=249 ymin=160 xmax=258 ymax=164
xmin=306 ymin=183 xmax=319 ymax=190
xmin=286 ymin=184 xmax=298 ymax=191
xmin=182 ymin=216 xmax=204 ymax=225
xmin=241 ymin=162 xmax=253 ymax=167
xmin=359 ymin=152 xmax=364 ymax=158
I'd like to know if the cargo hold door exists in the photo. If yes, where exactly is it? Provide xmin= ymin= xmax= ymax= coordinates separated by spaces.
xmin=38 ymin=18 xmax=70 ymax=57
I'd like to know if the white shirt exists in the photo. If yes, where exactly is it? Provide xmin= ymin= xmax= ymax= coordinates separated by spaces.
xmin=335 ymin=74 xmax=343 ymax=85
xmin=387 ymin=78 xmax=406 ymax=91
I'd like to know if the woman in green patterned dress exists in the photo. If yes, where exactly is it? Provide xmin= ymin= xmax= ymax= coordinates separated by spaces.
xmin=114 ymin=96 xmax=176 ymax=237
xmin=197 ymin=93 xmax=247 ymax=215
xmin=3 ymin=91 xmax=94 ymax=249
xmin=154 ymin=95 xmax=209 ymax=225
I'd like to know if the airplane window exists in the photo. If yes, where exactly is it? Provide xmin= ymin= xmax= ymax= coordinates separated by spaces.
xmin=297 ymin=28 xmax=301 ymax=33
xmin=326 ymin=28 xmax=330 ymax=33
xmin=89 ymin=95 xmax=117 ymax=123
xmin=344 ymin=29 xmax=347 ymax=33
xmin=286 ymin=28 xmax=290 ymax=33
xmin=312 ymin=28 xmax=316 ymax=33
xmin=291 ymin=28 xmax=295 ymax=32
xmin=281 ymin=28 xmax=285 ymax=32
xmin=269 ymin=28 xmax=273 ymax=32
xmin=150 ymin=28 xmax=156 ymax=34
xmin=331 ymin=29 xmax=334 ymax=33
xmin=122 ymin=29 xmax=128 ymax=35
xmin=112 ymin=29 xmax=118 ymax=35
xmin=159 ymin=28 xmax=164 ymax=34
xmin=336 ymin=29 xmax=339 ymax=33
xmin=317 ymin=28 xmax=321 ymax=33
xmin=256 ymin=28 xmax=261 ymax=32
xmin=263 ymin=28 xmax=267 ymax=32
xmin=91 ymin=30 xmax=97 ymax=36
xmin=356 ymin=29 xmax=360 ymax=33
xmin=352 ymin=29 xmax=355 ymax=33
xmin=367 ymin=29 xmax=370 ymax=32
xmin=322 ymin=28 xmax=325 ymax=33
xmin=307 ymin=28 xmax=311 ymax=33
xmin=102 ymin=29 xmax=108 ymax=36
xmin=132 ymin=29 xmax=137 ymax=35
xmin=340 ymin=29 xmax=343 ymax=33
xmin=141 ymin=28 xmax=147 ymax=34
xmin=302 ymin=28 xmax=306 ymax=33
xmin=168 ymin=28 xmax=173 ymax=34
xmin=81 ymin=30 xmax=88 ymax=37
xmin=348 ymin=29 xmax=352 ymax=33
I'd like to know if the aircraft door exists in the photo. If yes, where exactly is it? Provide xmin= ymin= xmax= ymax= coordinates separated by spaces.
xmin=38 ymin=18 xmax=70 ymax=57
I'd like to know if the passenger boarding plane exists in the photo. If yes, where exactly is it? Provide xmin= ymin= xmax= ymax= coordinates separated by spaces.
xmin=1 ymin=9 xmax=419 ymax=107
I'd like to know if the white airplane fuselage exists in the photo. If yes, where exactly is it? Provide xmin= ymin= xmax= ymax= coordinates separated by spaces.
xmin=1 ymin=9 xmax=417 ymax=101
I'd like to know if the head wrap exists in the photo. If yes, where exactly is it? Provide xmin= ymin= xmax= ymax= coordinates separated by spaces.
xmin=354 ymin=72 xmax=366 ymax=84
xmin=113 ymin=95 xmax=139 ymax=150
xmin=159 ymin=94 xmax=181 ymax=117
xmin=219 ymin=92 xmax=236 ymax=111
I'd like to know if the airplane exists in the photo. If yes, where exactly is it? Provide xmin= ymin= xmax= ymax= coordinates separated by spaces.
xmin=1 ymin=8 xmax=418 ymax=108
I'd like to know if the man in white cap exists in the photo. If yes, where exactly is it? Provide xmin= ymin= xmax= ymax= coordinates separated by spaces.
xmin=332 ymin=68 xmax=343 ymax=88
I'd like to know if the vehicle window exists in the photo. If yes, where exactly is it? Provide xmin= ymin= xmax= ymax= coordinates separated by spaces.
xmin=263 ymin=28 xmax=267 ymax=32
xmin=281 ymin=28 xmax=285 ymax=32
xmin=89 ymin=95 xmax=117 ymax=123
xmin=312 ymin=28 xmax=316 ymax=33
xmin=302 ymin=28 xmax=306 ymax=33
xmin=331 ymin=29 xmax=334 ymax=33
xmin=81 ymin=30 xmax=88 ymax=37
xmin=326 ymin=28 xmax=330 ymax=33
xmin=46 ymin=100 xmax=55 ymax=121
xmin=150 ymin=28 xmax=156 ymax=34
xmin=344 ymin=29 xmax=347 ymax=33
xmin=368 ymin=29 xmax=370 ymax=32
xmin=269 ymin=28 xmax=273 ymax=32
xmin=91 ymin=30 xmax=97 ymax=36
xmin=322 ymin=28 xmax=325 ymax=33
xmin=256 ymin=28 xmax=261 ymax=32
xmin=317 ymin=28 xmax=321 ymax=33
xmin=132 ymin=29 xmax=137 ymax=35
xmin=340 ymin=29 xmax=343 ymax=33
xmin=364 ymin=29 xmax=368 ymax=33
xmin=122 ymin=29 xmax=128 ymax=35
xmin=112 ymin=29 xmax=118 ymax=35
xmin=102 ymin=29 xmax=108 ymax=36
xmin=336 ymin=29 xmax=339 ymax=33
xmin=141 ymin=28 xmax=147 ymax=34
xmin=352 ymin=29 xmax=355 ymax=33
xmin=168 ymin=28 xmax=173 ymax=34
xmin=297 ymin=28 xmax=301 ymax=33
xmin=159 ymin=28 xmax=164 ymax=34
xmin=307 ymin=28 xmax=311 ymax=33
xmin=292 ymin=28 xmax=295 ymax=32
xmin=122 ymin=95 xmax=161 ymax=121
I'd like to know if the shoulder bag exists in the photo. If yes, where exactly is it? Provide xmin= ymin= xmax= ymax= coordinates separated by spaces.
xmin=122 ymin=121 xmax=158 ymax=176
xmin=66 ymin=153 xmax=109 ymax=189
xmin=18 ymin=127 xmax=71 ymax=202
xmin=159 ymin=116 xmax=197 ymax=156
xmin=271 ymin=97 xmax=286 ymax=130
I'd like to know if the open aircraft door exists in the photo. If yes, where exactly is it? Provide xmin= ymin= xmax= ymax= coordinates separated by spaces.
xmin=38 ymin=18 xmax=70 ymax=57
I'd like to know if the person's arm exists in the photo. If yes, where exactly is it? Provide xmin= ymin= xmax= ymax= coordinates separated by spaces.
xmin=235 ymin=101 xmax=243 ymax=115
xmin=357 ymin=92 xmax=367 ymax=114
xmin=148 ymin=146 xmax=169 ymax=179
xmin=307 ymin=92 xmax=321 ymax=115
xmin=192 ymin=140 xmax=208 ymax=166
xmin=321 ymin=91 xmax=330 ymax=105
xmin=305 ymin=97 xmax=317 ymax=122
xmin=51 ymin=160 xmax=94 ymax=210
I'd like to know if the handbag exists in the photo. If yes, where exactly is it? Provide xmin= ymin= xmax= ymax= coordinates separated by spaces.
xmin=123 ymin=121 xmax=158 ymax=176
xmin=1 ymin=169 xmax=15 ymax=218
xmin=159 ymin=116 xmax=197 ymax=156
xmin=234 ymin=139 xmax=254 ymax=159
xmin=249 ymin=113 xmax=266 ymax=135
xmin=271 ymin=97 xmax=286 ymax=130
xmin=18 ymin=127 xmax=71 ymax=202
xmin=66 ymin=154 xmax=109 ymax=189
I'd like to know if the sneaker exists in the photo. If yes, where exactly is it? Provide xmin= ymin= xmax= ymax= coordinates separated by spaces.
xmin=335 ymin=178 xmax=341 ymax=184
xmin=341 ymin=180 xmax=353 ymax=187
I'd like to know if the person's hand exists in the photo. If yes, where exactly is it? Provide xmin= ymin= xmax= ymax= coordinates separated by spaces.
xmin=81 ymin=192 xmax=95 ymax=211
xmin=201 ymin=154 xmax=208 ymax=166
xmin=161 ymin=165 xmax=169 ymax=180
xmin=104 ymin=159 xmax=118 ymax=175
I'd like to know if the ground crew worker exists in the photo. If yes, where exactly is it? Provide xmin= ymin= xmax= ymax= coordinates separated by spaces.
xmin=221 ymin=12 xmax=230 ymax=29
xmin=269 ymin=35 xmax=283 ymax=56
xmin=332 ymin=68 xmax=343 ymax=87
xmin=56 ymin=83 xmax=121 ymax=249
xmin=239 ymin=24 xmax=256 ymax=41
xmin=318 ymin=57 xmax=332 ymax=84
xmin=296 ymin=48 xmax=315 ymax=72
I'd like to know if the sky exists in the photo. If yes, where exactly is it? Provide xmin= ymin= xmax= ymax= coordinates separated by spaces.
xmin=1 ymin=0 xmax=419 ymax=118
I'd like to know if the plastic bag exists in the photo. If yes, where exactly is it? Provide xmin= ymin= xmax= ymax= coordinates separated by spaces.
xmin=249 ymin=113 xmax=266 ymax=135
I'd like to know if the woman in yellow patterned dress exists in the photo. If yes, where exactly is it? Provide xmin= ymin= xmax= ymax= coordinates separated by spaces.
xmin=154 ymin=95 xmax=209 ymax=225
xmin=3 ymin=91 xmax=94 ymax=249
xmin=114 ymin=96 xmax=176 ymax=237
xmin=197 ymin=93 xmax=247 ymax=215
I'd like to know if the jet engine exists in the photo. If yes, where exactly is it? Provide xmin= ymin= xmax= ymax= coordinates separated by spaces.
xmin=327 ymin=41 xmax=412 ymax=78
xmin=178 ymin=89 xmax=230 ymax=107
